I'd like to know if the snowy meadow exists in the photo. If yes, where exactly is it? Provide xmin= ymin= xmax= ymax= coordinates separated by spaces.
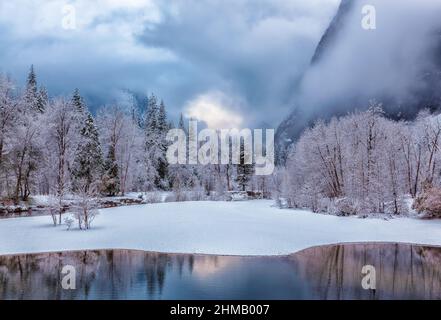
xmin=2 ymin=200 xmax=441 ymax=256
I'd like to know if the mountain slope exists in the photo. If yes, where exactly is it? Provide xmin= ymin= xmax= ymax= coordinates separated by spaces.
xmin=311 ymin=0 xmax=354 ymax=65
xmin=276 ymin=0 xmax=441 ymax=164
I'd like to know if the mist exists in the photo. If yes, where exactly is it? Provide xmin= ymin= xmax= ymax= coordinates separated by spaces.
xmin=0 ymin=0 xmax=339 ymax=127
xmin=295 ymin=0 xmax=441 ymax=119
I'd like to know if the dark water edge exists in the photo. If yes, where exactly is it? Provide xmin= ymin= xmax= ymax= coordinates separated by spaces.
xmin=1 ymin=243 xmax=441 ymax=300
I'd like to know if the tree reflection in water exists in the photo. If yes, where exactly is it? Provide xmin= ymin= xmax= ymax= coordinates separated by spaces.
xmin=0 ymin=243 xmax=440 ymax=300
xmin=290 ymin=243 xmax=441 ymax=300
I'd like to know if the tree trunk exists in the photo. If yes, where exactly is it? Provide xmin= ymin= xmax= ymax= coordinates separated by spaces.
xmin=84 ymin=208 xmax=89 ymax=229
xmin=14 ymin=148 xmax=27 ymax=204
xmin=226 ymin=164 xmax=232 ymax=191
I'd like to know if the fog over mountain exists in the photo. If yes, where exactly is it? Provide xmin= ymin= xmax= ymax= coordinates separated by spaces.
xmin=276 ymin=0 xmax=441 ymax=163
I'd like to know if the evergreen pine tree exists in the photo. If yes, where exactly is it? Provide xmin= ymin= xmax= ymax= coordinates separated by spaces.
xmin=157 ymin=100 xmax=168 ymax=133
xmin=236 ymin=142 xmax=254 ymax=191
xmin=36 ymin=86 xmax=48 ymax=112
xmin=72 ymin=88 xmax=86 ymax=113
xmin=25 ymin=65 xmax=41 ymax=112
xmin=144 ymin=95 xmax=158 ymax=148
xmin=168 ymin=112 xmax=193 ymax=192
xmin=178 ymin=113 xmax=187 ymax=133
xmin=71 ymin=89 xmax=87 ymax=137
xmin=102 ymin=143 xmax=120 ymax=196
xmin=143 ymin=94 xmax=160 ymax=190
xmin=71 ymin=112 xmax=104 ymax=192
xmin=156 ymin=100 xmax=169 ymax=188
xmin=26 ymin=65 xmax=37 ymax=95
xmin=145 ymin=94 xmax=158 ymax=142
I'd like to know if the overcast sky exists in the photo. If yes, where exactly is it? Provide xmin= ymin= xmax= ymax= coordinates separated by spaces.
xmin=0 ymin=0 xmax=339 ymax=128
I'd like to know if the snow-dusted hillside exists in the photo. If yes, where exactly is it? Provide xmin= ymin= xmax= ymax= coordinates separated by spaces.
xmin=1 ymin=200 xmax=441 ymax=256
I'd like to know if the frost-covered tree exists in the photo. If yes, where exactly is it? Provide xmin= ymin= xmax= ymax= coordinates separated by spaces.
xmin=0 ymin=75 xmax=18 ymax=198
xmin=1 ymin=69 xmax=182 ymax=202
xmin=97 ymin=105 xmax=125 ymax=196
xmin=102 ymin=136 xmax=120 ymax=196
xmin=36 ymin=86 xmax=48 ymax=113
xmin=118 ymin=113 xmax=143 ymax=195
xmin=282 ymin=102 xmax=441 ymax=215
xmin=24 ymin=65 xmax=45 ymax=113
xmin=236 ymin=142 xmax=254 ymax=191
xmin=41 ymin=98 xmax=80 ymax=221
xmin=141 ymin=94 xmax=171 ymax=190
xmin=71 ymin=88 xmax=86 ymax=114
xmin=157 ymin=100 xmax=170 ymax=187
xmin=71 ymin=111 xmax=103 ymax=192
xmin=0 ymin=75 xmax=17 ymax=171
xmin=72 ymin=178 xmax=99 ymax=230
xmin=10 ymin=92 xmax=44 ymax=202
xmin=5 ymin=67 xmax=47 ymax=202
xmin=142 ymin=94 xmax=160 ymax=190
xmin=47 ymin=99 xmax=78 ymax=195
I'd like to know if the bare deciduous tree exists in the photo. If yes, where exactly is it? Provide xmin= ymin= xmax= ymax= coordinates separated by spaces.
xmin=72 ymin=180 xmax=99 ymax=230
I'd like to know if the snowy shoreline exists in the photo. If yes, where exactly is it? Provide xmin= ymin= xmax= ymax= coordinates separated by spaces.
xmin=1 ymin=200 xmax=441 ymax=256
xmin=1 ymin=241 xmax=441 ymax=258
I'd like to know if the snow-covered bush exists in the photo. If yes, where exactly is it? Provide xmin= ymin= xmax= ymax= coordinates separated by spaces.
xmin=383 ymin=197 xmax=409 ymax=215
xmin=143 ymin=192 xmax=162 ymax=204
xmin=165 ymin=189 xmax=209 ymax=202
xmin=49 ymin=208 xmax=58 ymax=226
xmin=213 ymin=193 xmax=228 ymax=201
xmin=64 ymin=216 xmax=74 ymax=230
xmin=333 ymin=198 xmax=359 ymax=216
xmin=188 ymin=188 xmax=206 ymax=201
xmin=165 ymin=191 xmax=185 ymax=202
xmin=72 ymin=180 xmax=99 ymax=230
xmin=226 ymin=191 xmax=248 ymax=201
xmin=274 ymin=197 xmax=289 ymax=209
xmin=413 ymin=187 xmax=441 ymax=218
xmin=46 ymin=195 xmax=66 ymax=226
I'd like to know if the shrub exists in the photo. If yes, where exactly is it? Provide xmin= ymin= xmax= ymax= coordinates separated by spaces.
xmin=334 ymin=198 xmax=359 ymax=216
xmin=413 ymin=187 xmax=441 ymax=218
xmin=64 ymin=216 xmax=74 ymax=230
xmin=144 ymin=192 xmax=163 ymax=204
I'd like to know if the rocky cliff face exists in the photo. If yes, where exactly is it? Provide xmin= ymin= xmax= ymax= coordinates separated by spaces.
xmin=276 ymin=0 xmax=441 ymax=164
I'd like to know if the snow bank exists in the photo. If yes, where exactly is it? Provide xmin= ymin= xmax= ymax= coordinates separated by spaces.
xmin=1 ymin=200 xmax=441 ymax=256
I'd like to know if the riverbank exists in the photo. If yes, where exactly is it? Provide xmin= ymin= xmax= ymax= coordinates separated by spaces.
xmin=0 ymin=193 xmax=168 ymax=219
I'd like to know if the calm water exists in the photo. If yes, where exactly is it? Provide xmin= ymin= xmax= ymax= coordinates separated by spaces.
xmin=1 ymin=243 xmax=441 ymax=300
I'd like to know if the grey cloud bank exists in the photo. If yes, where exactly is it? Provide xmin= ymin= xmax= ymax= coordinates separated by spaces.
xmin=0 ymin=0 xmax=338 ymax=126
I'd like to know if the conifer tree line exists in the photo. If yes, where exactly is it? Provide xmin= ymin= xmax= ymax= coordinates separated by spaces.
xmin=0 ymin=66 xmax=260 ymax=204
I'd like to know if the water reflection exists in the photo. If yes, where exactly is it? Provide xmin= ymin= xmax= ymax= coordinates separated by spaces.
xmin=291 ymin=243 xmax=441 ymax=300
xmin=0 ymin=243 xmax=440 ymax=300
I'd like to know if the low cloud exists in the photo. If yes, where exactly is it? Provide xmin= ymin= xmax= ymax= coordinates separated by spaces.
xmin=296 ymin=0 xmax=441 ymax=117
xmin=0 ymin=0 xmax=338 ymax=125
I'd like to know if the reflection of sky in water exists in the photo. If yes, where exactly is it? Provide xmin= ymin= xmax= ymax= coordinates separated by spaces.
xmin=1 ymin=244 xmax=441 ymax=300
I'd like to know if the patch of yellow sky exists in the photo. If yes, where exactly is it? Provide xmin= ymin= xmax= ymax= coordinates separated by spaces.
xmin=185 ymin=91 xmax=244 ymax=129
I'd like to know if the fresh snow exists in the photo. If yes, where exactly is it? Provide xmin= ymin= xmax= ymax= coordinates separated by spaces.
xmin=1 ymin=200 xmax=441 ymax=256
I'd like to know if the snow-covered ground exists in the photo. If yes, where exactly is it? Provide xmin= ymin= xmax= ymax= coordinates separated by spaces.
xmin=1 ymin=200 xmax=441 ymax=256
